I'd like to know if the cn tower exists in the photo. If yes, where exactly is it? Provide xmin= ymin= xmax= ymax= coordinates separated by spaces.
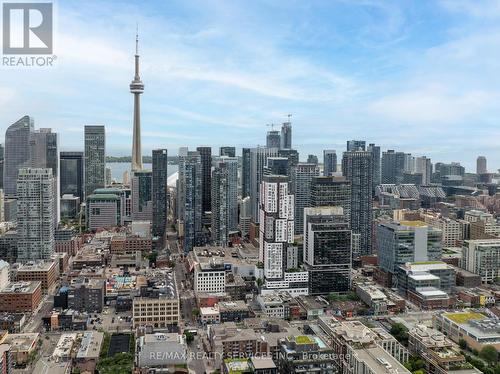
xmin=130 ymin=29 xmax=144 ymax=172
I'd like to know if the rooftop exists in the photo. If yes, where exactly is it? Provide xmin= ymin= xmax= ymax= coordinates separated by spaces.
xmin=4 ymin=333 xmax=39 ymax=351
xmin=15 ymin=260 xmax=56 ymax=272
xmin=0 ymin=281 xmax=41 ymax=294
xmin=76 ymin=331 xmax=104 ymax=359
xmin=443 ymin=312 xmax=486 ymax=324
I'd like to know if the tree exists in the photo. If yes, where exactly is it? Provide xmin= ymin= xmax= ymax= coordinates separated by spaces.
xmin=458 ymin=338 xmax=467 ymax=350
xmin=256 ymin=278 xmax=263 ymax=288
xmin=480 ymin=346 xmax=499 ymax=366
xmin=390 ymin=323 xmax=409 ymax=345
xmin=184 ymin=330 xmax=194 ymax=344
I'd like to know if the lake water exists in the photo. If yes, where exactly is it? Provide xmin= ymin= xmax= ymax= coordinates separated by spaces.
xmin=107 ymin=162 xmax=178 ymax=183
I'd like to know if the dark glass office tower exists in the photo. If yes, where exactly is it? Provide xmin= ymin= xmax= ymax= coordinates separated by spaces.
xmin=196 ymin=146 xmax=212 ymax=214
xmin=303 ymin=207 xmax=352 ymax=295
xmin=60 ymin=152 xmax=84 ymax=199
xmin=346 ymin=140 xmax=366 ymax=151
xmin=342 ymin=150 xmax=373 ymax=256
xmin=311 ymin=176 xmax=351 ymax=222
xmin=84 ymin=125 xmax=106 ymax=199
xmin=219 ymin=146 xmax=236 ymax=157
xmin=0 ymin=144 xmax=4 ymax=190
xmin=241 ymin=148 xmax=251 ymax=198
xmin=152 ymin=149 xmax=168 ymax=238
xmin=266 ymin=130 xmax=281 ymax=148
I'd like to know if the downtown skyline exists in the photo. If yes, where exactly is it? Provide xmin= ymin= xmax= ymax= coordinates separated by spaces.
xmin=1 ymin=0 xmax=500 ymax=170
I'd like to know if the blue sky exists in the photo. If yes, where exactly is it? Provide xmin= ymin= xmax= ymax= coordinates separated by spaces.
xmin=1 ymin=0 xmax=500 ymax=171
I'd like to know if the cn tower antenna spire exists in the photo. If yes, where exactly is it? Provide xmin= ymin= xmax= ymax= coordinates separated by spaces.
xmin=130 ymin=24 xmax=144 ymax=172
xmin=135 ymin=23 xmax=139 ymax=55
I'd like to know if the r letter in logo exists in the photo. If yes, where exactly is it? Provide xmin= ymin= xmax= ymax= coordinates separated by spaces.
xmin=3 ymin=2 xmax=53 ymax=54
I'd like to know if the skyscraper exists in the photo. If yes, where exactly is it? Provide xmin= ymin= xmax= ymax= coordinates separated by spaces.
xmin=60 ymin=152 xmax=84 ymax=199
xmin=311 ymin=176 xmax=351 ymax=222
xmin=415 ymin=156 xmax=432 ymax=185
xmin=196 ymin=147 xmax=212 ymax=214
xmin=278 ymin=149 xmax=299 ymax=169
xmin=4 ymin=116 xmax=34 ymax=196
xmin=292 ymin=163 xmax=320 ymax=234
xmin=16 ymin=168 xmax=54 ymax=261
xmin=381 ymin=150 xmax=406 ymax=184
xmin=346 ymin=140 xmax=366 ymax=152
xmin=211 ymin=157 xmax=238 ymax=246
xmin=131 ymin=170 xmax=153 ymax=221
xmin=303 ymin=207 xmax=352 ymax=295
xmin=219 ymin=146 xmax=236 ymax=158
xmin=476 ymin=156 xmax=487 ymax=175
xmin=259 ymin=174 xmax=308 ymax=295
xmin=84 ymin=125 xmax=106 ymax=198
xmin=179 ymin=151 xmax=203 ymax=253
xmin=130 ymin=31 xmax=144 ymax=172
xmin=152 ymin=149 xmax=169 ymax=238
xmin=280 ymin=121 xmax=292 ymax=149
xmin=323 ymin=150 xmax=337 ymax=176
xmin=307 ymin=154 xmax=319 ymax=165
xmin=342 ymin=150 xmax=373 ymax=256
xmin=241 ymin=148 xmax=251 ymax=199
xmin=266 ymin=130 xmax=281 ymax=148
xmin=265 ymin=157 xmax=289 ymax=176
xmin=249 ymin=147 xmax=279 ymax=221
xmin=367 ymin=143 xmax=381 ymax=188
xmin=0 ymin=144 xmax=4 ymax=190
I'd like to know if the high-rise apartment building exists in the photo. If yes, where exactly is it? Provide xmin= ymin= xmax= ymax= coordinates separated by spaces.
xmin=196 ymin=147 xmax=212 ymax=214
xmin=415 ymin=156 xmax=432 ymax=185
xmin=303 ymin=207 xmax=352 ymax=295
xmin=367 ymin=143 xmax=381 ymax=188
xmin=266 ymin=130 xmax=281 ymax=149
xmin=259 ymin=175 xmax=308 ymax=295
xmin=462 ymin=239 xmax=500 ymax=283
xmin=476 ymin=156 xmax=487 ymax=175
xmin=60 ymin=152 xmax=84 ymax=200
xmin=131 ymin=170 xmax=153 ymax=221
xmin=265 ymin=157 xmax=289 ymax=176
xmin=307 ymin=154 xmax=318 ymax=165
xmin=239 ymin=196 xmax=251 ymax=237
xmin=84 ymin=125 xmax=105 ymax=198
xmin=280 ymin=121 xmax=292 ymax=149
xmin=292 ymin=163 xmax=320 ymax=234
xmin=219 ymin=147 xmax=236 ymax=158
xmin=249 ymin=147 xmax=279 ymax=221
xmin=0 ymin=143 xmax=4 ymax=190
xmin=241 ymin=148 xmax=251 ymax=199
xmin=152 ymin=149 xmax=168 ymax=238
xmin=382 ymin=150 xmax=406 ymax=184
xmin=211 ymin=157 xmax=238 ymax=246
xmin=179 ymin=152 xmax=203 ymax=253
xmin=4 ymin=116 xmax=34 ymax=196
xmin=346 ymin=140 xmax=366 ymax=151
xmin=323 ymin=150 xmax=337 ymax=176
xmin=311 ymin=176 xmax=351 ymax=222
xmin=342 ymin=150 xmax=373 ymax=256
xmin=16 ymin=168 xmax=55 ymax=261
